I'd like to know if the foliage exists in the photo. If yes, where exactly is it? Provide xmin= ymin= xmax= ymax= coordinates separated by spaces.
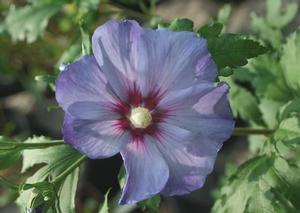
xmin=4 ymin=3 xmax=62 ymax=43
xmin=212 ymin=0 xmax=300 ymax=212
xmin=0 ymin=0 xmax=299 ymax=212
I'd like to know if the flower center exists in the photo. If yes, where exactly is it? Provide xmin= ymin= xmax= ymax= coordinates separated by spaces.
xmin=129 ymin=107 xmax=152 ymax=129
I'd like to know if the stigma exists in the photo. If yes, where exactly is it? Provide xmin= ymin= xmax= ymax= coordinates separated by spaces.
xmin=129 ymin=107 xmax=152 ymax=129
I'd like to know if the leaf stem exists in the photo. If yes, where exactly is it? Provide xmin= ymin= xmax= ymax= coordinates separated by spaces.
xmin=0 ymin=140 xmax=64 ymax=150
xmin=51 ymin=155 xmax=86 ymax=184
xmin=0 ymin=176 xmax=19 ymax=190
xmin=233 ymin=127 xmax=274 ymax=136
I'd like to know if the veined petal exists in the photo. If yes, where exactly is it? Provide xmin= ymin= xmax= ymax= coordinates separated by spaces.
xmin=193 ymin=82 xmax=233 ymax=119
xmin=68 ymin=101 xmax=119 ymax=121
xmin=56 ymin=55 xmax=114 ymax=111
xmin=119 ymin=136 xmax=169 ymax=204
xmin=63 ymin=114 xmax=128 ymax=159
xmin=92 ymin=20 xmax=143 ymax=100
xmin=156 ymin=132 xmax=216 ymax=195
xmin=195 ymin=54 xmax=217 ymax=82
xmin=165 ymin=83 xmax=235 ymax=148
xmin=138 ymin=29 xmax=213 ymax=95
xmin=158 ymin=82 xmax=215 ymax=110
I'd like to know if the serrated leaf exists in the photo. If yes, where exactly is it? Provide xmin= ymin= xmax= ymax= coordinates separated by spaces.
xmin=168 ymin=18 xmax=194 ymax=32
xmin=251 ymin=14 xmax=282 ymax=48
xmin=266 ymin=0 xmax=298 ymax=28
xmin=221 ymin=77 xmax=264 ymax=126
xmin=250 ymin=0 xmax=298 ymax=48
xmin=281 ymin=31 xmax=300 ymax=96
xmin=258 ymin=99 xmax=282 ymax=129
xmin=274 ymin=117 xmax=300 ymax=146
xmin=197 ymin=22 xmax=223 ymax=38
xmin=0 ymin=136 xmax=22 ymax=170
xmin=212 ymin=155 xmax=299 ymax=213
xmin=208 ymin=34 xmax=267 ymax=69
xmin=250 ymin=55 xmax=292 ymax=102
xmin=4 ymin=4 xmax=61 ymax=43
xmin=16 ymin=136 xmax=83 ymax=213
xmin=214 ymin=113 xmax=300 ymax=212
xmin=279 ymin=98 xmax=300 ymax=121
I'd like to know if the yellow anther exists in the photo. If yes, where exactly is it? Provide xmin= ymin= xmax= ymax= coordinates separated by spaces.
xmin=129 ymin=107 xmax=152 ymax=129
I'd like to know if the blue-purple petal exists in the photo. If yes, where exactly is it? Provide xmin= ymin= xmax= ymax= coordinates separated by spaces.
xmin=92 ymin=20 xmax=143 ymax=100
xmin=63 ymin=114 xmax=129 ymax=159
xmin=155 ymin=134 xmax=215 ymax=196
xmin=55 ymin=55 xmax=114 ymax=111
xmin=67 ymin=101 xmax=119 ymax=121
xmin=138 ymin=29 xmax=214 ymax=95
xmin=119 ymin=136 xmax=169 ymax=204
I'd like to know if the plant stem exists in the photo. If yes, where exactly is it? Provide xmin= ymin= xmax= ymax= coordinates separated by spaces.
xmin=51 ymin=155 xmax=86 ymax=184
xmin=233 ymin=127 xmax=274 ymax=136
xmin=0 ymin=176 xmax=19 ymax=190
xmin=0 ymin=140 xmax=64 ymax=150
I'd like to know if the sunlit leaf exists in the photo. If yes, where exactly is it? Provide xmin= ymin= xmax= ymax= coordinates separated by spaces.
xmin=168 ymin=18 xmax=194 ymax=32
xmin=16 ymin=136 xmax=83 ymax=213
xmin=281 ymin=31 xmax=300 ymax=96
xmin=4 ymin=3 xmax=61 ymax=43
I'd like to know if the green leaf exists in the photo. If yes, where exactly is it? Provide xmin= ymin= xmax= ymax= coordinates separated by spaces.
xmin=98 ymin=189 xmax=110 ymax=213
xmin=58 ymin=168 xmax=80 ymax=213
xmin=274 ymin=117 xmax=300 ymax=146
xmin=197 ymin=22 xmax=223 ymax=38
xmin=56 ymin=41 xmax=81 ymax=69
xmin=207 ymin=34 xmax=267 ymax=69
xmin=80 ymin=24 xmax=91 ymax=55
xmin=281 ymin=31 xmax=300 ymax=96
xmin=214 ymin=113 xmax=300 ymax=212
xmin=138 ymin=195 xmax=161 ymax=213
xmin=4 ymin=3 xmax=61 ymax=43
xmin=258 ymin=99 xmax=282 ymax=129
xmin=168 ymin=18 xmax=194 ymax=32
xmin=251 ymin=14 xmax=282 ymax=49
xmin=217 ymin=4 xmax=232 ymax=25
xmin=266 ymin=0 xmax=298 ymax=28
xmin=0 ymin=136 xmax=22 ymax=170
xmin=35 ymin=74 xmax=56 ymax=91
xmin=279 ymin=98 xmax=300 ymax=121
xmin=250 ymin=0 xmax=298 ymax=48
xmin=212 ymin=155 xmax=299 ymax=213
xmin=79 ymin=0 xmax=102 ymax=12
xmin=250 ymin=55 xmax=292 ymax=102
xmin=16 ymin=136 xmax=83 ymax=213
xmin=221 ymin=77 xmax=264 ymax=126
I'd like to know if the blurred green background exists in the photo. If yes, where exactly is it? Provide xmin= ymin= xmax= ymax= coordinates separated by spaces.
xmin=0 ymin=0 xmax=299 ymax=212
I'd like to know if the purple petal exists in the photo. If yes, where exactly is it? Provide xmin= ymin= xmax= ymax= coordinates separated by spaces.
xmin=55 ymin=55 xmax=114 ymax=111
xmin=92 ymin=20 xmax=217 ymax=99
xmin=138 ymin=29 xmax=215 ymax=95
xmin=155 ymin=132 xmax=216 ymax=196
xmin=195 ymin=54 xmax=217 ymax=82
xmin=158 ymin=82 xmax=215 ymax=110
xmin=63 ymin=114 xmax=129 ymax=159
xmin=165 ymin=83 xmax=235 ymax=149
xmin=68 ymin=101 xmax=119 ymax=120
xmin=92 ymin=20 xmax=143 ymax=100
xmin=119 ymin=136 xmax=169 ymax=204
xmin=193 ymin=82 xmax=233 ymax=119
